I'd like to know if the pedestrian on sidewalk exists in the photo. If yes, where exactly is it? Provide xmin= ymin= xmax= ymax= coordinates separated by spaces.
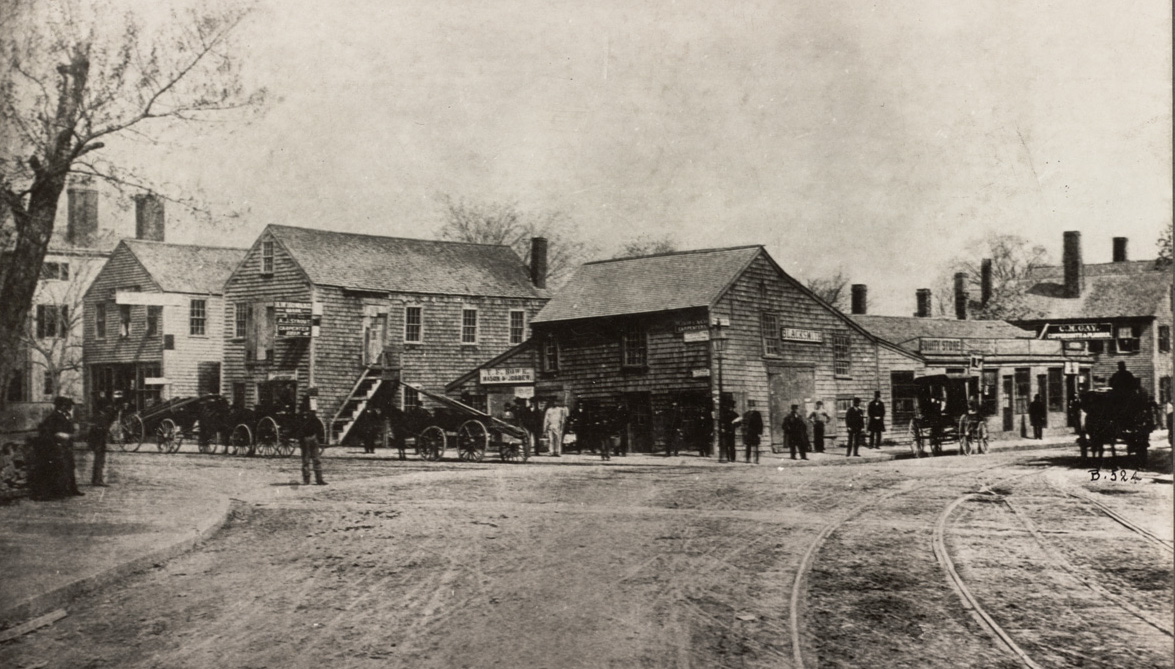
xmin=87 ymin=405 xmax=110 ymax=487
xmin=808 ymin=401 xmax=830 ymax=453
xmin=543 ymin=399 xmax=569 ymax=457
xmin=31 ymin=396 xmax=82 ymax=499
xmin=1029 ymin=394 xmax=1046 ymax=440
xmin=740 ymin=400 xmax=763 ymax=463
xmin=782 ymin=405 xmax=809 ymax=460
xmin=867 ymin=391 xmax=886 ymax=449
xmin=845 ymin=397 xmax=865 ymax=457
xmin=299 ymin=403 xmax=327 ymax=486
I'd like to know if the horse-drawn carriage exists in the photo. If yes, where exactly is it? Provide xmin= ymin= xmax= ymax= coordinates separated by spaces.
xmin=409 ymin=386 xmax=533 ymax=463
xmin=909 ymin=374 xmax=989 ymax=457
xmin=106 ymin=395 xmax=233 ymax=454
xmin=1078 ymin=388 xmax=1153 ymax=466
xmin=227 ymin=402 xmax=326 ymax=458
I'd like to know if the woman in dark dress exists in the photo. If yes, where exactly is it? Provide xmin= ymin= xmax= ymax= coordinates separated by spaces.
xmin=30 ymin=397 xmax=81 ymax=500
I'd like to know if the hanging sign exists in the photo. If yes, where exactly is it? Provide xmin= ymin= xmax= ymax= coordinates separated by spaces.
xmin=275 ymin=301 xmax=313 ymax=338
xmin=683 ymin=330 xmax=710 ymax=343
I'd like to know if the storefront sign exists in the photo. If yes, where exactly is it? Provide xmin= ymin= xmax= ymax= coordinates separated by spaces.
xmin=1063 ymin=341 xmax=1086 ymax=351
xmin=683 ymin=330 xmax=710 ymax=343
xmin=480 ymin=367 xmax=535 ymax=385
xmin=1042 ymin=323 xmax=1113 ymax=340
xmin=267 ymin=371 xmax=297 ymax=381
xmin=691 ymin=368 xmax=711 ymax=378
xmin=513 ymin=386 xmax=535 ymax=398
xmin=780 ymin=327 xmax=823 ymax=343
xmin=920 ymin=338 xmax=964 ymax=353
xmin=675 ymin=318 xmax=710 ymax=334
xmin=142 ymin=377 xmax=169 ymax=385
xmin=275 ymin=301 xmax=313 ymax=338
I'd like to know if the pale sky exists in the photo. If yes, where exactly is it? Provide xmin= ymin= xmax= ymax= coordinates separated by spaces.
xmin=90 ymin=0 xmax=1171 ymax=315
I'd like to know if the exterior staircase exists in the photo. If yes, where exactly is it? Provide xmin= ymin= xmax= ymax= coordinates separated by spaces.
xmin=330 ymin=367 xmax=384 ymax=445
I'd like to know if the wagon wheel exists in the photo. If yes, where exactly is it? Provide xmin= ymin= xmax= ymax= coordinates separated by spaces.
xmin=456 ymin=420 xmax=489 ymax=462
xmin=418 ymin=425 xmax=446 ymax=461
xmin=256 ymin=417 xmax=281 ymax=458
xmin=229 ymin=423 xmax=254 ymax=456
xmin=974 ymin=420 xmax=989 ymax=455
xmin=111 ymin=413 xmax=144 ymax=452
xmin=909 ymin=420 xmax=925 ymax=457
xmin=155 ymin=418 xmax=183 ymax=454
xmin=499 ymin=429 xmax=533 ymax=463
xmin=196 ymin=420 xmax=216 ymax=454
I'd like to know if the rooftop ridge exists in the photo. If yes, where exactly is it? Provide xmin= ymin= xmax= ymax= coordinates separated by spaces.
xmin=268 ymin=224 xmax=514 ymax=250
xmin=123 ymin=238 xmax=248 ymax=252
xmin=582 ymin=244 xmax=762 ymax=266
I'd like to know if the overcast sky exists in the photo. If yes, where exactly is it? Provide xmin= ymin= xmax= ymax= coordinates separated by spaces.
xmin=93 ymin=0 xmax=1171 ymax=315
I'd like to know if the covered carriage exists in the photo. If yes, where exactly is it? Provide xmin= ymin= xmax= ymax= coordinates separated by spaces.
xmin=909 ymin=374 xmax=989 ymax=457
xmin=1078 ymin=388 xmax=1153 ymax=465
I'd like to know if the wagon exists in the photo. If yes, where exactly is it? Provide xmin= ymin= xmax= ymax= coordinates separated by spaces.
xmin=1078 ymin=388 xmax=1153 ymax=466
xmin=107 ymin=395 xmax=232 ymax=454
xmin=410 ymin=386 xmax=533 ymax=463
xmin=908 ymin=374 xmax=989 ymax=457
xmin=227 ymin=403 xmax=326 ymax=458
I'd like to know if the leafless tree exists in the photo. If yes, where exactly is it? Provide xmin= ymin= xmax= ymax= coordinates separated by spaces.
xmin=938 ymin=233 xmax=1050 ymax=320
xmin=612 ymin=235 xmax=677 ymax=259
xmin=20 ymin=257 xmax=101 ymax=401
xmin=1156 ymin=224 xmax=1172 ymax=268
xmin=435 ymin=195 xmax=592 ymax=288
xmin=0 ymin=0 xmax=264 ymax=409
xmin=806 ymin=270 xmax=851 ymax=311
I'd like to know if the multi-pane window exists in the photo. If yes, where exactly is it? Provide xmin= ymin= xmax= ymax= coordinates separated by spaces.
xmin=190 ymin=299 xmax=207 ymax=336
xmin=234 ymin=303 xmax=248 ymax=339
xmin=95 ymin=303 xmax=106 ymax=338
xmin=119 ymin=305 xmax=132 ymax=338
xmin=461 ymin=308 xmax=478 ymax=344
xmin=41 ymin=262 xmax=69 ymax=280
xmin=543 ymin=337 xmax=560 ymax=373
xmin=6 ymin=366 xmax=27 ymax=402
xmin=1160 ymin=376 xmax=1172 ymax=405
xmin=1111 ymin=324 xmax=1141 ymax=354
xmin=404 ymin=306 xmax=422 ymax=343
xmin=831 ymin=332 xmax=851 ymax=376
xmin=1160 ymin=325 xmax=1171 ymax=354
xmin=261 ymin=241 xmax=274 ymax=274
xmin=761 ymin=312 xmax=780 ymax=356
xmin=146 ymin=306 xmax=162 ymax=337
xmin=509 ymin=310 xmax=526 ymax=345
xmin=1014 ymin=368 xmax=1030 ymax=415
xmin=1047 ymin=368 xmax=1064 ymax=412
xmin=402 ymin=385 xmax=421 ymax=411
xmin=621 ymin=328 xmax=647 ymax=367
xmin=42 ymin=369 xmax=54 ymax=397
xmin=35 ymin=305 xmax=68 ymax=339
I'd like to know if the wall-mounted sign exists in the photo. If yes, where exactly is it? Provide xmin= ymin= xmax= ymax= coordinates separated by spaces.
xmin=920 ymin=338 xmax=964 ymax=353
xmin=675 ymin=318 xmax=710 ymax=334
xmin=1042 ymin=323 xmax=1113 ymax=340
xmin=142 ymin=377 xmax=169 ymax=385
xmin=1063 ymin=341 xmax=1086 ymax=351
xmin=1063 ymin=361 xmax=1081 ymax=375
xmin=691 ymin=368 xmax=711 ymax=378
xmin=275 ymin=301 xmax=313 ymax=338
xmin=514 ymin=386 xmax=535 ymax=398
xmin=480 ymin=367 xmax=535 ymax=385
xmin=780 ymin=327 xmax=823 ymax=343
xmin=683 ymin=330 xmax=710 ymax=343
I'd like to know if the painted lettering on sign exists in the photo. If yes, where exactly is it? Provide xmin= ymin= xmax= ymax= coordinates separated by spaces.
xmin=920 ymin=338 xmax=963 ymax=353
xmin=1043 ymin=323 xmax=1113 ymax=340
xmin=691 ymin=368 xmax=711 ymax=378
xmin=275 ymin=301 xmax=313 ymax=338
xmin=479 ymin=367 xmax=536 ymax=385
xmin=780 ymin=327 xmax=823 ymax=343
xmin=675 ymin=318 xmax=710 ymax=334
xmin=683 ymin=330 xmax=710 ymax=343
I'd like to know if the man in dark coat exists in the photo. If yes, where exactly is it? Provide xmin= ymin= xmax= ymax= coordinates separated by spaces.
xmin=1109 ymin=361 xmax=1136 ymax=394
xmin=87 ymin=404 xmax=111 ymax=487
xmin=867 ymin=391 xmax=886 ymax=449
xmin=782 ymin=404 xmax=809 ymax=460
xmin=740 ymin=400 xmax=764 ymax=463
xmin=299 ymin=404 xmax=327 ymax=486
xmin=1028 ymin=393 xmax=1047 ymax=439
xmin=845 ymin=397 xmax=865 ymax=457
xmin=33 ymin=396 xmax=82 ymax=499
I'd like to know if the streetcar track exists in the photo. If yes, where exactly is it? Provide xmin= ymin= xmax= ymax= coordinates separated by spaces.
xmin=1043 ymin=477 xmax=1174 ymax=553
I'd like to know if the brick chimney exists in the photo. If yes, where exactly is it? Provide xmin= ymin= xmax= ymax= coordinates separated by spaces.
xmin=134 ymin=193 xmax=165 ymax=242
xmin=980 ymin=259 xmax=992 ymax=307
xmin=850 ymin=284 xmax=867 ymax=315
xmin=1113 ymin=237 xmax=1128 ymax=262
xmin=1062 ymin=231 xmax=1083 ymax=298
xmin=66 ymin=187 xmax=99 ymax=247
xmin=529 ymin=237 xmax=548 ymax=289
xmin=953 ymin=272 xmax=968 ymax=320
xmin=915 ymin=289 xmax=931 ymax=318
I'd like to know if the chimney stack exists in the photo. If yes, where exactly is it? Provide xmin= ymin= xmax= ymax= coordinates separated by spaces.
xmin=1112 ymin=237 xmax=1128 ymax=262
xmin=915 ymin=289 xmax=932 ymax=318
xmin=1062 ymin=231 xmax=1083 ymax=298
xmin=953 ymin=272 xmax=968 ymax=320
xmin=980 ymin=258 xmax=992 ymax=307
xmin=66 ymin=187 xmax=99 ymax=247
xmin=850 ymin=284 xmax=867 ymax=315
xmin=529 ymin=237 xmax=548 ymax=289
xmin=135 ymin=194 xmax=165 ymax=242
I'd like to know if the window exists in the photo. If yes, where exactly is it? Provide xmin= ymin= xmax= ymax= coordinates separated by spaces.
xmin=234 ymin=303 xmax=248 ymax=339
xmin=6 ymin=365 xmax=27 ymax=403
xmin=1114 ymin=324 xmax=1141 ymax=354
xmin=261 ymin=241 xmax=274 ymax=274
xmin=981 ymin=370 xmax=998 ymax=416
xmin=461 ymin=308 xmax=478 ymax=344
xmin=146 ymin=306 xmax=162 ymax=337
xmin=1047 ymin=368 xmax=1064 ymax=412
xmin=1160 ymin=325 xmax=1171 ymax=354
xmin=119 ymin=305 xmax=132 ymax=338
xmin=621 ymin=327 xmax=647 ymax=367
xmin=542 ymin=336 xmax=560 ymax=373
xmin=95 ymin=303 xmax=106 ymax=339
xmin=41 ymin=262 xmax=69 ymax=280
xmin=1161 ymin=376 xmax=1171 ymax=405
xmin=35 ymin=305 xmax=67 ymax=339
xmin=509 ymin=310 xmax=526 ymax=345
xmin=190 ymin=299 xmax=207 ymax=336
xmin=404 ymin=306 xmax=422 ymax=343
xmin=42 ymin=369 xmax=54 ymax=397
xmin=761 ymin=312 xmax=780 ymax=356
xmin=1014 ymin=368 xmax=1030 ymax=415
xmin=402 ymin=385 xmax=421 ymax=411
xmin=831 ymin=332 xmax=851 ymax=377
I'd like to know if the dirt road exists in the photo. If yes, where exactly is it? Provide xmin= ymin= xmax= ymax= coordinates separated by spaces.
xmin=1 ymin=448 xmax=1170 ymax=668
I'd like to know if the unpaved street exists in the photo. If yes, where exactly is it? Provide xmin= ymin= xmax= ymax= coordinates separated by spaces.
xmin=2 ymin=447 xmax=1171 ymax=669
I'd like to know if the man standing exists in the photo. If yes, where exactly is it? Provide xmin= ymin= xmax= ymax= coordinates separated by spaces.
xmin=543 ymin=399 xmax=570 ymax=457
xmin=808 ymin=401 xmax=830 ymax=453
xmin=299 ymin=403 xmax=327 ymax=486
xmin=87 ymin=405 xmax=110 ymax=487
xmin=867 ymin=391 xmax=886 ymax=449
xmin=1028 ymin=393 xmax=1046 ymax=440
xmin=782 ymin=404 xmax=809 ymax=460
xmin=740 ymin=400 xmax=763 ymax=463
xmin=845 ymin=397 xmax=865 ymax=457
xmin=36 ymin=396 xmax=82 ymax=498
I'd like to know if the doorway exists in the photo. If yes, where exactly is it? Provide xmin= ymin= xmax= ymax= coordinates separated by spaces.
xmin=768 ymin=367 xmax=815 ymax=449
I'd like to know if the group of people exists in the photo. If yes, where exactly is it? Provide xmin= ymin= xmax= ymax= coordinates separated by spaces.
xmin=779 ymin=391 xmax=887 ymax=459
xmin=27 ymin=396 xmax=108 ymax=501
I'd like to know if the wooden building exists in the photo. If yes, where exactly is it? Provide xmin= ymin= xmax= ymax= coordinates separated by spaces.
xmin=83 ymin=239 xmax=247 ymax=412
xmin=506 ymin=246 xmax=924 ymax=453
xmin=220 ymin=225 xmax=549 ymax=444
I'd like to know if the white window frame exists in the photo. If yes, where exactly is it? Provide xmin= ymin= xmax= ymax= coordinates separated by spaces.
xmin=119 ymin=304 xmax=132 ymax=338
xmin=404 ymin=305 xmax=423 ymax=343
xmin=509 ymin=309 xmax=526 ymax=345
xmin=234 ymin=303 xmax=248 ymax=339
xmin=95 ymin=303 xmax=106 ymax=339
xmin=543 ymin=336 xmax=560 ymax=373
xmin=261 ymin=240 xmax=275 ymax=275
xmin=190 ymin=299 xmax=207 ymax=336
xmin=621 ymin=327 xmax=648 ymax=368
xmin=461 ymin=307 xmax=479 ymax=345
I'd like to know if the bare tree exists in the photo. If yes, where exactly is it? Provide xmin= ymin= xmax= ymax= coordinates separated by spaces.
xmin=21 ymin=257 xmax=99 ymax=401
xmin=806 ymin=270 xmax=851 ymax=311
xmin=436 ymin=195 xmax=591 ymax=287
xmin=0 ymin=0 xmax=263 ymax=408
xmin=939 ymin=233 xmax=1050 ymax=320
xmin=1157 ymin=224 xmax=1172 ymax=268
xmin=612 ymin=235 xmax=677 ymax=259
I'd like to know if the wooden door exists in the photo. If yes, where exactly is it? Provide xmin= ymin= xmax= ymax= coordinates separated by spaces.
xmin=363 ymin=313 xmax=388 ymax=366
xmin=768 ymin=367 xmax=815 ymax=449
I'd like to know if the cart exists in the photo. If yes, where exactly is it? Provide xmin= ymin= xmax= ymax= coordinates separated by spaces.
xmin=411 ymin=386 xmax=533 ymax=463
xmin=108 ymin=395 xmax=232 ymax=454
xmin=1079 ymin=388 xmax=1153 ymax=466
xmin=228 ymin=403 xmax=326 ymax=458
xmin=909 ymin=374 xmax=989 ymax=457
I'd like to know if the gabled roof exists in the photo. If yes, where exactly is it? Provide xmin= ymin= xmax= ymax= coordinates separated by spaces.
xmin=123 ymin=240 xmax=248 ymax=295
xmin=266 ymin=225 xmax=547 ymax=299
xmin=1016 ymin=260 xmax=1172 ymax=321
xmin=851 ymin=315 xmax=1033 ymax=348
xmin=531 ymin=246 xmax=761 ymax=323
